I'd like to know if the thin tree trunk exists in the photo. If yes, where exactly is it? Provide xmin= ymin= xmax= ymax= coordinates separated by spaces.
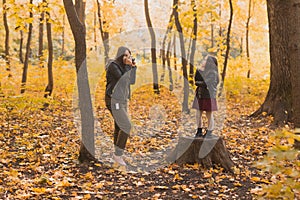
xmin=63 ymin=0 xmax=96 ymax=162
xmin=167 ymin=39 xmax=174 ymax=91
xmin=219 ymin=0 xmax=233 ymax=96
xmin=61 ymin=16 xmax=65 ymax=56
xmin=44 ymin=0 xmax=53 ymax=98
xmin=160 ymin=10 xmax=174 ymax=82
xmin=219 ymin=0 xmax=223 ymax=38
xmin=3 ymin=0 xmax=10 ymax=73
xmin=94 ymin=0 xmax=97 ymax=50
xmin=144 ymin=0 xmax=160 ymax=94
xmin=173 ymin=32 xmax=177 ymax=71
xmin=210 ymin=11 xmax=214 ymax=48
xmin=173 ymin=0 xmax=189 ymax=112
xmin=19 ymin=30 xmax=24 ymax=63
xmin=21 ymin=0 xmax=34 ymax=94
xmin=246 ymin=0 xmax=253 ymax=78
xmin=38 ymin=5 xmax=45 ymax=67
xmin=251 ymin=0 xmax=291 ymax=125
xmin=189 ymin=0 xmax=197 ymax=85
xmin=97 ymin=0 xmax=109 ymax=64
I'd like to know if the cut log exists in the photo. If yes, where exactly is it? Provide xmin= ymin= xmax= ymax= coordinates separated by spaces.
xmin=167 ymin=135 xmax=234 ymax=172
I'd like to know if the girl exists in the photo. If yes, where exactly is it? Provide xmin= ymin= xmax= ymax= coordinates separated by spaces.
xmin=192 ymin=55 xmax=219 ymax=138
xmin=105 ymin=46 xmax=137 ymax=166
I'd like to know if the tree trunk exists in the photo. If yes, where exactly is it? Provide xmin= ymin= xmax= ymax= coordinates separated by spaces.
xmin=210 ymin=11 xmax=214 ymax=48
xmin=167 ymin=136 xmax=234 ymax=172
xmin=38 ymin=5 xmax=44 ymax=67
xmin=97 ymin=0 xmax=110 ymax=64
xmin=246 ymin=0 xmax=253 ymax=78
xmin=288 ymin=0 xmax=300 ymax=127
xmin=21 ymin=0 xmax=34 ymax=94
xmin=144 ymin=0 xmax=160 ymax=94
xmin=19 ymin=30 xmax=24 ymax=64
xmin=173 ymin=32 xmax=177 ymax=71
xmin=44 ymin=0 xmax=53 ymax=98
xmin=93 ymin=0 xmax=97 ymax=50
xmin=63 ymin=0 xmax=96 ymax=163
xmin=3 ymin=0 xmax=10 ymax=73
xmin=167 ymin=39 xmax=174 ymax=91
xmin=189 ymin=0 xmax=197 ymax=85
xmin=219 ymin=0 xmax=233 ymax=96
xmin=173 ymin=0 xmax=189 ymax=112
xmin=251 ymin=1 xmax=292 ymax=125
xmin=61 ymin=16 xmax=65 ymax=56
xmin=160 ymin=10 xmax=174 ymax=83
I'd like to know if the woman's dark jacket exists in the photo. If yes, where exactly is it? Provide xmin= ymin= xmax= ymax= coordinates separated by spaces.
xmin=105 ymin=61 xmax=136 ymax=106
xmin=195 ymin=68 xmax=219 ymax=99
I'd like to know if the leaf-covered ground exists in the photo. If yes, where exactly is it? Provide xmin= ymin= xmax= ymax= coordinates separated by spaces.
xmin=0 ymin=80 xmax=277 ymax=199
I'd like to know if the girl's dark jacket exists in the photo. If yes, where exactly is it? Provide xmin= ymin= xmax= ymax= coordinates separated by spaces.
xmin=195 ymin=68 xmax=219 ymax=99
xmin=105 ymin=61 xmax=137 ymax=106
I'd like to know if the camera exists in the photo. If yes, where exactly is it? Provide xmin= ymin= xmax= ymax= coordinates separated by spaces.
xmin=132 ymin=57 xmax=135 ymax=64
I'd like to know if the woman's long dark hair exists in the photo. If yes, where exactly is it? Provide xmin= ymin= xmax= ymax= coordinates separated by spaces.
xmin=115 ymin=46 xmax=131 ymax=66
xmin=205 ymin=55 xmax=220 ymax=84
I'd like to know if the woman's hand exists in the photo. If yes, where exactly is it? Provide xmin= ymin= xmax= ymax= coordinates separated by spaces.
xmin=123 ymin=56 xmax=136 ymax=67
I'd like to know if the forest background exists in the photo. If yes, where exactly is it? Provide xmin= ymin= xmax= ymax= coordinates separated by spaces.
xmin=0 ymin=0 xmax=299 ymax=199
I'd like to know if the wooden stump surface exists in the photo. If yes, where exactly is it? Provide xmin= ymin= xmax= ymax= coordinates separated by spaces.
xmin=167 ymin=135 xmax=234 ymax=172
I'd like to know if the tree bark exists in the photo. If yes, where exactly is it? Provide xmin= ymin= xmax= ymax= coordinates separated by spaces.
xmin=160 ymin=9 xmax=174 ymax=83
xmin=61 ymin=16 xmax=65 ymax=57
xmin=44 ymin=0 xmax=53 ymax=98
xmin=251 ymin=1 xmax=292 ymax=125
xmin=97 ymin=0 xmax=110 ymax=64
xmin=189 ymin=0 xmax=197 ymax=85
xmin=144 ymin=0 xmax=160 ymax=94
xmin=19 ymin=30 xmax=24 ymax=64
xmin=167 ymin=40 xmax=174 ymax=91
xmin=246 ymin=0 xmax=253 ymax=78
xmin=63 ymin=0 xmax=96 ymax=163
xmin=21 ymin=0 xmax=34 ymax=94
xmin=173 ymin=0 xmax=189 ymax=112
xmin=288 ymin=0 xmax=300 ymax=127
xmin=3 ymin=0 xmax=10 ymax=72
xmin=167 ymin=136 xmax=234 ymax=172
xmin=38 ymin=4 xmax=45 ymax=67
xmin=219 ymin=0 xmax=233 ymax=96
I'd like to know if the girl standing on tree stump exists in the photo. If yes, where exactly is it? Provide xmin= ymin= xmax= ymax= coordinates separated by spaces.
xmin=192 ymin=54 xmax=220 ymax=138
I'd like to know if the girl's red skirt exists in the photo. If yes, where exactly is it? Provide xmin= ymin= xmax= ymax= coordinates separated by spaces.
xmin=192 ymin=96 xmax=218 ymax=111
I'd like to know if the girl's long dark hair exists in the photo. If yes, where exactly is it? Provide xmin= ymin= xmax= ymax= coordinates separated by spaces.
xmin=205 ymin=55 xmax=220 ymax=84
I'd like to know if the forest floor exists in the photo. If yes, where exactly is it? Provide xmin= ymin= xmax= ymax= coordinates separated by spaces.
xmin=0 ymin=82 xmax=277 ymax=200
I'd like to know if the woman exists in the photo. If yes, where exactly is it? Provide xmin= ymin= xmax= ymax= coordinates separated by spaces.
xmin=105 ymin=46 xmax=137 ymax=166
xmin=192 ymin=55 xmax=219 ymax=138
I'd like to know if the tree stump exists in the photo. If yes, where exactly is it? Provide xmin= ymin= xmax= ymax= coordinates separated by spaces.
xmin=167 ymin=135 xmax=234 ymax=172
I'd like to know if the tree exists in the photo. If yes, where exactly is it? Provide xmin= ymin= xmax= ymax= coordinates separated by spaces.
xmin=96 ymin=0 xmax=110 ymax=64
xmin=173 ymin=0 xmax=189 ymax=112
xmin=246 ymin=0 xmax=253 ymax=78
xmin=3 ymin=0 xmax=11 ymax=73
xmin=252 ymin=0 xmax=300 ymax=127
xmin=19 ymin=30 xmax=24 ymax=63
xmin=189 ymin=0 xmax=197 ymax=85
xmin=144 ymin=0 xmax=159 ymax=94
xmin=21 ymin=0 xmax=34 ymax=94
xmin=289 ymin=0 xmax=300 ymax=127
xmin=44 ymin=0 xmax=53 ymax=98
xmin=63 ymin=0 xmax=96 ymax=162
xmin=38 ymin=2 xmax=45 ymax=67
xmin=160 ymin=8 xmax=173 ymax=84
xmin=219 ymin=0 xmax=233 ymax=95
